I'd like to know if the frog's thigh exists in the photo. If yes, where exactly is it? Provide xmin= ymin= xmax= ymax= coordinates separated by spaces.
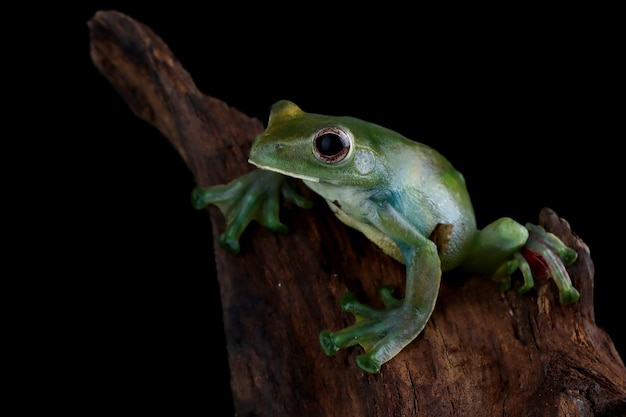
xmin=326 ymin=201 xmax=404 ymax=264
xmin=463 ymin=217 xmax=528 ymax=274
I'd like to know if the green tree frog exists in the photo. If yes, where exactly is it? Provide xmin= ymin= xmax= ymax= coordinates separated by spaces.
xmin=192 ymin=100 xmax=579 ymax=374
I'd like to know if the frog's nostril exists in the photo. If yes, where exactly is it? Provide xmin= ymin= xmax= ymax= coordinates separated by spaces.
xmin=274 ymin=143 xmax=283 ymax=151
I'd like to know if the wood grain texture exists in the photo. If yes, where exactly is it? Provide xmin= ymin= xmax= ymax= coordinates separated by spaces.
xmin=89 ymin=10 xmax=626 ymax=416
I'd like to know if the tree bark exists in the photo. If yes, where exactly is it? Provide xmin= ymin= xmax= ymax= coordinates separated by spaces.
xmin=88 ymin=11 xmax=626 ymax=416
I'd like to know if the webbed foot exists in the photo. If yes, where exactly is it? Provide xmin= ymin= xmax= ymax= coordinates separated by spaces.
xmin=319 ymin=286 xmax=429 ymax=374
xmin=494 ymin=223 xmax=579 ymax=304
xmin=192 ymin=170 xmax=311 ymax=253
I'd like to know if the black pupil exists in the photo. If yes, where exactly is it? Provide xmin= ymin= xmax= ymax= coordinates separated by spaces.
xmin=316 ymin=133 xmax=344 ymax=156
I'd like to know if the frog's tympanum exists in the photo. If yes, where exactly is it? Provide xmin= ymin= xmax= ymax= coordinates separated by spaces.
xmin=192 ymin=100 xmax=579 ymax=374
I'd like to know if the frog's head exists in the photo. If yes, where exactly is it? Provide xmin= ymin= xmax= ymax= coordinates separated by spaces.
xmin=249 ymin=100 xmax=389 ymax=186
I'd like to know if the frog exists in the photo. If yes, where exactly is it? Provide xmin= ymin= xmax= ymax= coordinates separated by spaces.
xmin=191 ymin=100 xmax=580 ymax=374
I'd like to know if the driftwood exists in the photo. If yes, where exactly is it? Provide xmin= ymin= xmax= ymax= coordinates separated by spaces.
xmin=88 ymin=11 xmax=626 ymax=416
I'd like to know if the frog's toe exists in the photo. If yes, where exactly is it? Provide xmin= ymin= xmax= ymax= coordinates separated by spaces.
xmin=560 ymin=287 xmax=580 ymax=305
xmin=319 ymin=330 xmax=340 ymax=356
xmin=191 ymin=185 xmax=222 ymax=209
xmin=190 ymin=187 xmax=205 ymax=209
xmin=491 ymin=259 xmax=519 ymax=291
xmin=356 ymin=354 xmax=381 ymax=374
xmin=339 ymin=292 xmax=387 ymax=319
xmin=526 ymin=223 xmax=578 ymax=266
xmin=218 ymin=233 xmax=241 ymax=254
xmin=512 ymin=252 xmax=534 ymax=294
xmin=379 ymin=285 xmax=402 ymax=309
xmin=499 ymin=276 xmax=512 ymax=292
xmin=560 ymin=247 xmax=578 ymax=266
xmin=318 ymin=323 xmax=374 ymax=355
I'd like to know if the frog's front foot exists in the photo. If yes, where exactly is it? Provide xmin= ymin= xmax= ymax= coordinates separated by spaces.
xmin=319 ymin=287 xmax=427 ymax=374
xmin=191 ymin=170 xmax=311 ymax=253
xmin=495 ymin=222 xmax=579 ymax=305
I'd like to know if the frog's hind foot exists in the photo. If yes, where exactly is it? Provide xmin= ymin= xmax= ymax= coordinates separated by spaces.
xmin=495 ymin=223 xmax=580 ymax=305
xmin=522 ymin=223 xmax=579 ymax=304
xmin=319 ymin=288 xmax=427 ymax=374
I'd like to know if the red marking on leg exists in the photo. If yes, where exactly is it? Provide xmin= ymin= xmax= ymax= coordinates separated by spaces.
xmin=521 ymin=247 xmax=550 ymax=280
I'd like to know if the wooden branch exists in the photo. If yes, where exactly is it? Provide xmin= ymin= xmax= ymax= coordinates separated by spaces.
xmin=88 ymin=11 xmax=626 ymax=416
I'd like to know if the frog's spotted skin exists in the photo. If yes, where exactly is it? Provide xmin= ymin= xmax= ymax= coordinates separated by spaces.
xmin=192 ymin=100 xmax=579 ymax=373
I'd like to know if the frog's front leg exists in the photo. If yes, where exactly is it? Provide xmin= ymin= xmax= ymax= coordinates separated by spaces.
xmin=319 ymin=205 xmax=441 ymax=374
xmin=462 ymin=217 xmax=579 ymax=304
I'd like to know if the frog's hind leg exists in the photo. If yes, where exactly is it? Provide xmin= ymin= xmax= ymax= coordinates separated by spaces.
xmin=319 ymin=241 xmax=441 ymax=374
xmin=464 ymin=217 xmax=579 ymax=305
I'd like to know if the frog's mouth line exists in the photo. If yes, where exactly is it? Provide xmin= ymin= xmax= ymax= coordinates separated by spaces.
xmin=248 ymin=159 xmax=320 ymax=183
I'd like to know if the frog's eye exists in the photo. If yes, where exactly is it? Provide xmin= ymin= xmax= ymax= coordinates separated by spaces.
xmin=313 ymin=127 xmax=352 ymax=163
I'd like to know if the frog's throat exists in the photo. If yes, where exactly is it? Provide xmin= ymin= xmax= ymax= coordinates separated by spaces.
xmin=248 ymin=159 xmax=320 ymax=183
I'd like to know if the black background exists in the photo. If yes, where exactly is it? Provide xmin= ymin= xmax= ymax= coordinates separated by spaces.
xmin=49 ymin=4 xmax=622 ymax=414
